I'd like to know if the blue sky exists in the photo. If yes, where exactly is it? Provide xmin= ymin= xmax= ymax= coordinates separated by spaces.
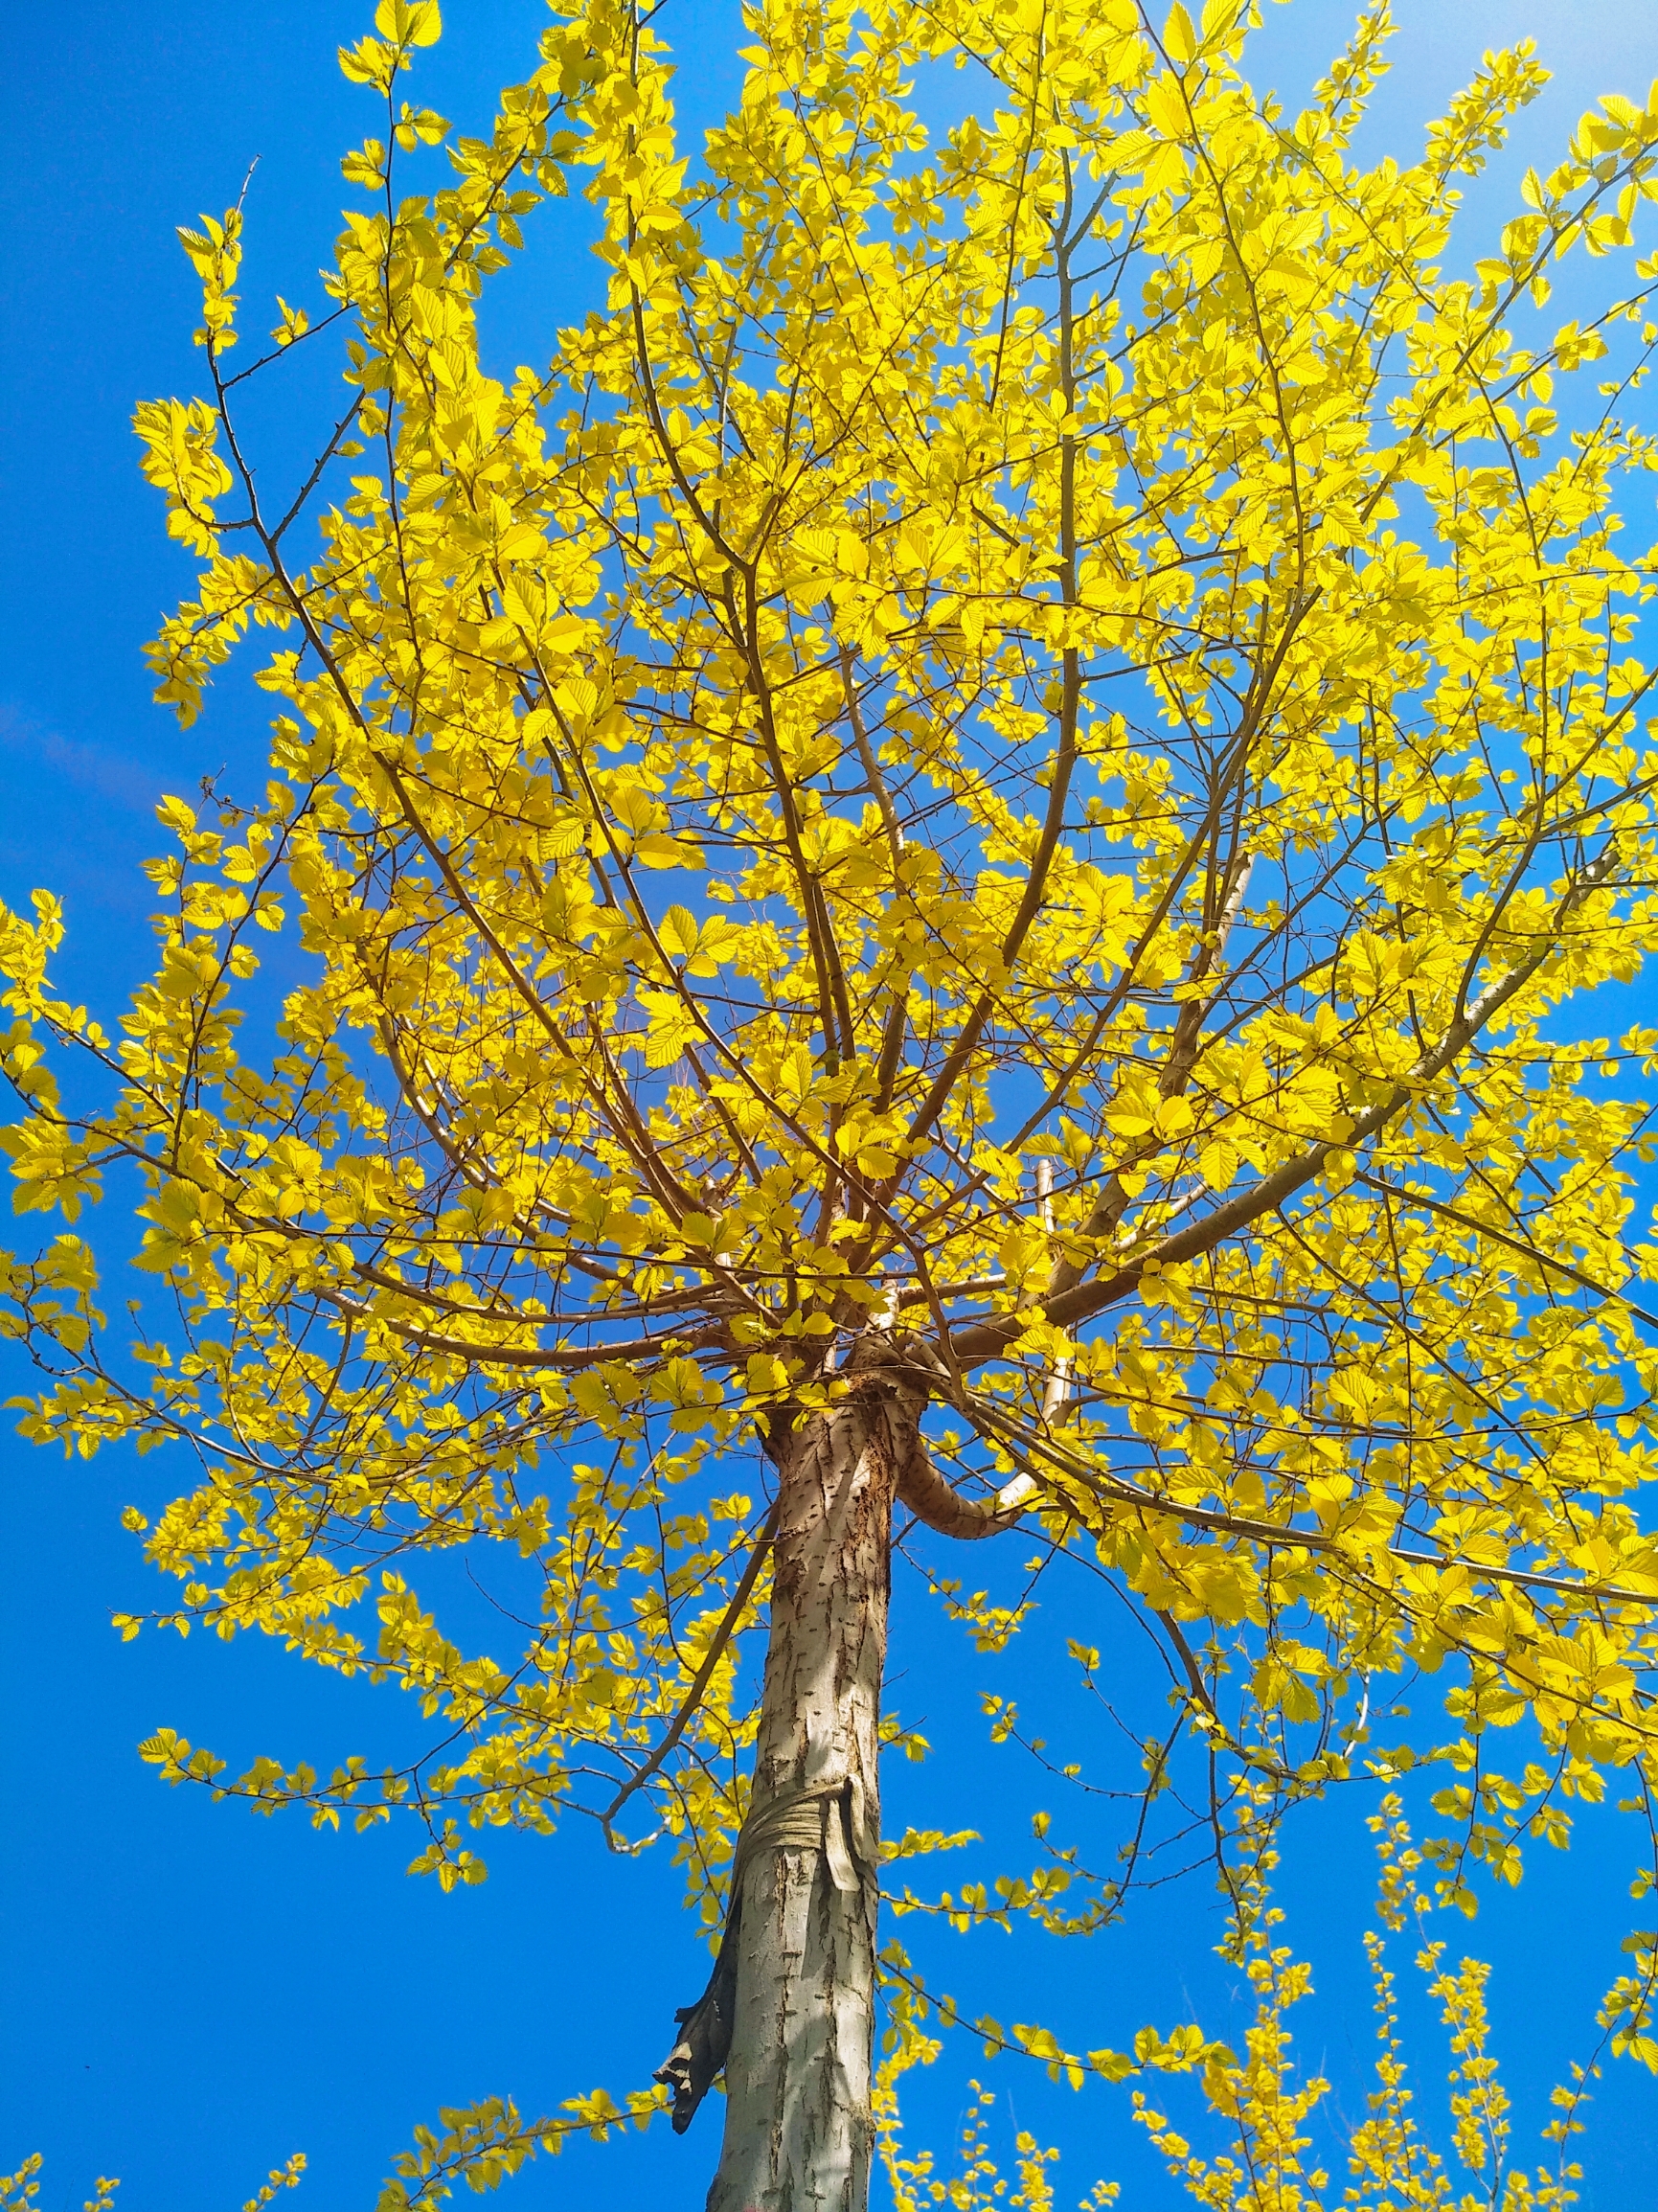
xmin=4 ymin=3 xmax=1658 ymax=2207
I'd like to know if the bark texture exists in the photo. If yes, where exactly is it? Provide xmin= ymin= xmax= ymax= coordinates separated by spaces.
xmin=704 ymin=1358 xmax=911 ymax=2212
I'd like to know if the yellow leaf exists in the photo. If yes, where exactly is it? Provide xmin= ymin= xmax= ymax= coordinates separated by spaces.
xmin=1163 ymin=2 xmax=1196 ymax=64
xmin=1197 ymin=1138 xmax=1238 ymax=1189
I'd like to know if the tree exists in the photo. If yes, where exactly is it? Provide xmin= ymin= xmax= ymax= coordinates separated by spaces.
xmin=7 ymin=0 xmax=1658 ymax=2201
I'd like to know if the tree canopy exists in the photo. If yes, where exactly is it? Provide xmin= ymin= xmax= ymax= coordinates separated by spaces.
xmin=8 ymin=0 xmax=1658 ymax=2201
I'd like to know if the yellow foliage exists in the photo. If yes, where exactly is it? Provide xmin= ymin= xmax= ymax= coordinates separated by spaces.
xmin=8 ymin=0 xmax=1658 ymax=2193
xmin=876 ymin=1797 xmax=1624 ymax=2212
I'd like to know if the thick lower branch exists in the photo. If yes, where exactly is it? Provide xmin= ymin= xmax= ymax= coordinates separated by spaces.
xmin=895 ymin=1425 xmax=1028 ymax=1539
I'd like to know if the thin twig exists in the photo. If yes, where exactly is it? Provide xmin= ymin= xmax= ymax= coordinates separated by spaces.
xmin=601 ymin=1501 xmax=781 ymax=1849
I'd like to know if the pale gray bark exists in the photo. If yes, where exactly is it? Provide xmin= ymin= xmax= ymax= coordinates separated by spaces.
xmin=703 ymin=1359 xmax=912 ymax=2212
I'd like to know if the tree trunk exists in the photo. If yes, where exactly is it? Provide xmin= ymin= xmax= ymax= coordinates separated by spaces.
xmin=704 ymin=1362 xmax=911 ymax=2212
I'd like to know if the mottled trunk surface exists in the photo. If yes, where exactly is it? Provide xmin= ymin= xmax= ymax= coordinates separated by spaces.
xmin=705 ymin=1370 xmax=909 ymax=2212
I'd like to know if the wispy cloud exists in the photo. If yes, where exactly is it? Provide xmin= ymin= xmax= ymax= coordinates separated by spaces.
xmin=0 ymin=699 xmax=167 ymax=814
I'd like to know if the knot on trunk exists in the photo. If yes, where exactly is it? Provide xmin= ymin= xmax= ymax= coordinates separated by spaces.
xmin=653 ymin=1776 xmax=872 ymax=2132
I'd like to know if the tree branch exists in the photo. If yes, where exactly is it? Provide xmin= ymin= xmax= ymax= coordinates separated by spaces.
xmin=947 ymin=861 xmax=1610 ymax=1370
xmin=600 ymin=1501 xmax=780 ymax=1848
